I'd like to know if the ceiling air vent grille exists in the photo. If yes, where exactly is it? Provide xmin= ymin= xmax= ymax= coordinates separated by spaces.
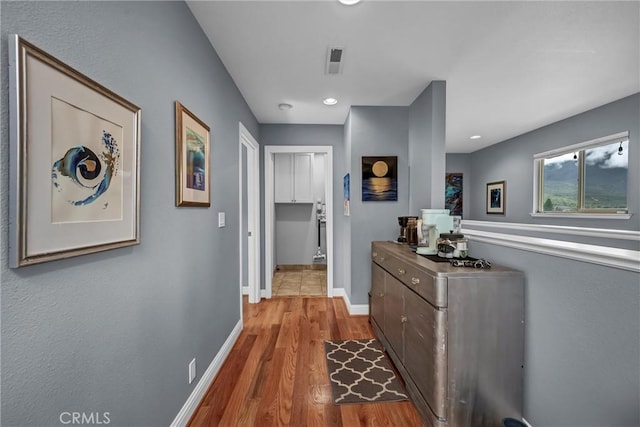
xmin=326 ymin=47 xmax=344 ymax=75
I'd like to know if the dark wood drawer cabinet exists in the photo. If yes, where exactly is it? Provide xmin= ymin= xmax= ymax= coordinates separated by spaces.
xmin=370 ymin=241 xmax=525 ymax=427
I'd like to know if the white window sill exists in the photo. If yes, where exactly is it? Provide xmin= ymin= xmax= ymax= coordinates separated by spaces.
xmin=530 ymin=212 xmax=632 ymax=220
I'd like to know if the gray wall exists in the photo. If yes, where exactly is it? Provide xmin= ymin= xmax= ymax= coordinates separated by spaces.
xmin=472 ymin=241 xmax=639 ymax=427
xmin=275 ymin=203 xmax=316 ymax=264
xmin=409 ymin=81 xmax=447 ymax=213
xmin=348 ymin=107 xmax=410 ymax=304
xmin=469 ymin=93 xmax=640 ymax=231
xmin=1 ymin=2 xmax=258 ymax=425
xmin=465 ymin=94 xmax=640 ymax=426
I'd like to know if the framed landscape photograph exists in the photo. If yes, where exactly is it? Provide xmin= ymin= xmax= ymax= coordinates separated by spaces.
xmin=486 ymin=180 xmax=506 ymax=214
xmin=361 ymin=156 xmax=397 ymax=202
xmin=175 ymin=101 xmax=211 ymax=207
xmin=8 ymin=35 xmax=141 ymax=268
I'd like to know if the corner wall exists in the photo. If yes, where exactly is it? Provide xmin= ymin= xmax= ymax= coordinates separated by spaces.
xmin=0 ymin=2 xmax=258 ymax=425
xmin=348 ymin=107 xmax=410 ymax=304
xmin=409 ymin=81 xmax=447 ymax=213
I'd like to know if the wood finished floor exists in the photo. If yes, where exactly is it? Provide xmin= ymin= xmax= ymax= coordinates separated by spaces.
xmin=188 ymin=296 xmax=423 ymax=426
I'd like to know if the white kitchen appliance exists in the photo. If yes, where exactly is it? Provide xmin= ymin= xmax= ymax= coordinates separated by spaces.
xmin=416 ymin=209 xmax=454 ymax=255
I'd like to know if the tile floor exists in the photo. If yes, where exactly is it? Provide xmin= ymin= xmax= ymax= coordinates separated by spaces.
xmin=272 ymin=267 xmax=327 ymax=297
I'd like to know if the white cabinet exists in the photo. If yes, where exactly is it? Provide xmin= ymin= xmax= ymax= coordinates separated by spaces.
xmin=274 ymin=153 xmax=313 ymax=203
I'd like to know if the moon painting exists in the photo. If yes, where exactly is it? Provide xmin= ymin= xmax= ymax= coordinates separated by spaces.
xmin=362 ymin=156 xmax=397 ymax=201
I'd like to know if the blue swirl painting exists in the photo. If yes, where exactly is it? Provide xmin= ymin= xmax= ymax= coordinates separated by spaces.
xmin=52 ymin=131 xmax=120 ymax=206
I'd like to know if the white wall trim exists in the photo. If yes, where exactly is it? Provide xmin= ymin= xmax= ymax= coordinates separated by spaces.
xmin=333 ymin=288 xmax=369 ymax=316
xmin=242 ymin=286 xmax=268 ymax=299
xmin=462 ymin=220 xmax=640 ymax=241
xmin=463 ymin=228 xmax=640 ymax=272
xmin=239 ymin=123 xmax=261 ymax=304
xmin=529 ymin=212 xmax=632 ymax=220
xmin=533 ymin=130 xmax=629 ymax=159
xmin=171 ymin=319 xmax=243 ymax=427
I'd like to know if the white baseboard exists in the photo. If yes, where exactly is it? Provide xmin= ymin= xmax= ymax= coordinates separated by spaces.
xmin=170 ymin=319 xmax=243 ymax=427
xmin=333 ymin=288 xmax=369 ymax=316
xmin=242 ymin=286 xmax=268 ymax=299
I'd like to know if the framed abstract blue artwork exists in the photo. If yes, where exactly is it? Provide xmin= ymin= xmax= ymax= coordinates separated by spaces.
xmin=445 ymin=173 xmax=463 ymax=217
xmin=8 ymin=35 xmax=141 ymax=267
xmin=343 ymin=173 xmax=350 ymax=216
xmin=486 ymin=180 xmax=506 ymax=214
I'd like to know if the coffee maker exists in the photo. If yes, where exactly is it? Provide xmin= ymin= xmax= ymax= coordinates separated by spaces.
xmin=397 ymin=216 xmax=418 ymax=244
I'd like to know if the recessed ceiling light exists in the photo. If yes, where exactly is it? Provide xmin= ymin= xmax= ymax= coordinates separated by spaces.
xmin=323 ymin=98 xmax=338 ymax=106
xmin=278 ymin=103 xmax=293 ymax=111
xmin=338 ymin=0 xmax=361 ymax=5
xmin=470 ymin=135 xmax=482 ymax=140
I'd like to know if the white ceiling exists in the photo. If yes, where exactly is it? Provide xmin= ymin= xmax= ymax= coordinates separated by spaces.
xmin=187 ymin=0 xmax=639 ymax=153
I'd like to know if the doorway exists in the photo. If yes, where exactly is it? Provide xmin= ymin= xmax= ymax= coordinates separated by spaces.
xmin=264 ymin=145 xmax=333 ymax=299
xmin=239 ymin=123 xmax=260 ymax=306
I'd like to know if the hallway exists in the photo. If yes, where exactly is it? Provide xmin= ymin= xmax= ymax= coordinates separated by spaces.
xmin=188 ymin=296 xmax=422 ymax=426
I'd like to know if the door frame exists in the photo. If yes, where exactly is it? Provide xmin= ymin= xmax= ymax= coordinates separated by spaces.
xmin=239 ymin=122 xmax=260 ymax=305
xmin=264 ymin=145 xmax=333 ymax=298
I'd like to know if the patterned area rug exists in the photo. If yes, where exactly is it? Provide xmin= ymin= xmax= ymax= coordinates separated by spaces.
xmin=324 ymin=338 xmax=408 ymax=405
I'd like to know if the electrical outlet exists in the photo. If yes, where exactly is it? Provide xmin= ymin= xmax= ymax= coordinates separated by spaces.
xmin=188 ymin=358 xmax=196 ymax=384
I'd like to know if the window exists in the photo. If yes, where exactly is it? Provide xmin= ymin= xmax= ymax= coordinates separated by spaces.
xmin=534 ymin=132 xmax=629 ymax=214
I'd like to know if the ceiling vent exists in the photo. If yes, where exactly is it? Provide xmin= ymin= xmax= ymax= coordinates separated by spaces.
xmin=326 ymin=47 xmax=344 ymax=75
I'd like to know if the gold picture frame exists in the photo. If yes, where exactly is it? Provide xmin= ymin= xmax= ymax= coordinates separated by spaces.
xmin=8 ymin=35 xmax=141 ymax=267
xmin=486 ymin=180 xmax=506 ymax=215
xmin=175 ymin=102 xmax=211 ymax=207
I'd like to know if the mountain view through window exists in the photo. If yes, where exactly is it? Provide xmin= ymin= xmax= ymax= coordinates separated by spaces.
xmin=541 ymin=140 xmax=628 ymax=212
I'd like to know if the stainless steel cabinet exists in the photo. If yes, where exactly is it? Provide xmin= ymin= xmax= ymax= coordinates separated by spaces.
xmin=371 ymin=241 xmax=525 ymax=427
xmin=370 ymin=263 xmax=385 ymax=332
xmin=384 ymin=273 xmax=405 ymax=361
xmin=404 ymin=289 xmax=447 ymax=420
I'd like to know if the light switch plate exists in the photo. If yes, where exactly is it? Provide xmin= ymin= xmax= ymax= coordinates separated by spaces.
xmin=218 ymin=212 xmax=225 ymax=228
xmin=188 ymin=358 xmax=196 ymax=384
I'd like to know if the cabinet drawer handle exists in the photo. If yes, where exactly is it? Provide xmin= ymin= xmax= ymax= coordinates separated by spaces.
xmin=401 ymin=315 xmax=408 ymax=323
xmin=397 ymin=268 xmax=406 ymax=275
xmin=378 ymin=293 xmax=385 ymax=297
xmin=411 ymin=277 xmax=420 ymax=285
xmin=379 ymin=256 xmax=385 ymax=262
xmin=372 ymin=252 xmax=378 ymax=258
